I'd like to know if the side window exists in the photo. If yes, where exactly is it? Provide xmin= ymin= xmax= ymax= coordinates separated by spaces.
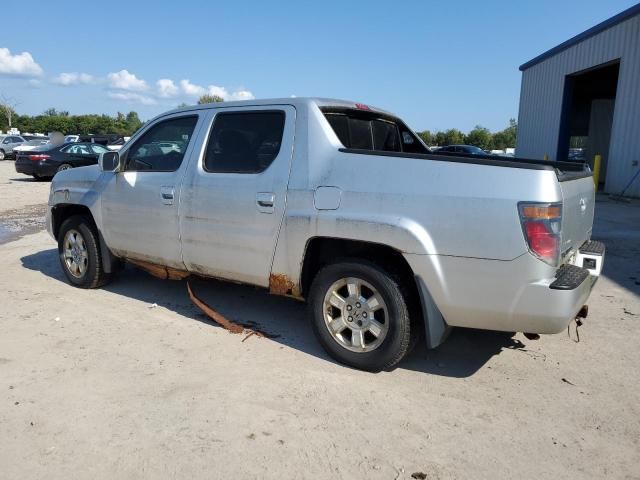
xmin=126 ymin=115 xmax=198 ymax=172
xmin=91 ymin=144 xmax=110 ymax=154
xmin=204 ymin=111 xmax=285 ymax=173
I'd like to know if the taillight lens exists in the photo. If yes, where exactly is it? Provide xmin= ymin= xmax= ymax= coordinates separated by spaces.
xmin=28 ymin=154 xmax=50 ymax=161
xmin=518 ymin=202 xmax=562 ymax=266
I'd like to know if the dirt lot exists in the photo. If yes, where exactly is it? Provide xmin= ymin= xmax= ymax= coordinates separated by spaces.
xmin=1 ymin=161 xmax=639 ymax=480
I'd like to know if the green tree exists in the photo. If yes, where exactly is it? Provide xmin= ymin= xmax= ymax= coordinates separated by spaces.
xmin=197 ymin=94 xmax=224 ymax=104
xmin=465 ymin=125 xmax=492 ymax=150
xmin=125 ymin=111 xmax=143 ymax=134
xmin=491 ymin=118 xmax=517 ymax=150
xmin=440 ymin=128 xmax=465 ymax=146
xmin=416 ymin=130 xmax=433 ymax=146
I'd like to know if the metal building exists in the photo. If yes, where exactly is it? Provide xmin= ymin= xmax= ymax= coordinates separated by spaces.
xmin=516 ymin=3 xmax=640 ymax=196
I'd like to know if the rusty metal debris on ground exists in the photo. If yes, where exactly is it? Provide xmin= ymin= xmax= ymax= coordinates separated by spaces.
xmin=561 ymin=377 xmax=576 ymax=386
xmin=187 ymin=281 xmax=264 ymax=341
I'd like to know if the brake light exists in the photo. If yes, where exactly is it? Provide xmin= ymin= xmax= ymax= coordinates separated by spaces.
xmin=28 ymin=154 xmax=50 ymax=161
xmin=518 ymin=202 xmax=562 ymax=265
xmin=355 ymin=103 xmax=370 ymax=110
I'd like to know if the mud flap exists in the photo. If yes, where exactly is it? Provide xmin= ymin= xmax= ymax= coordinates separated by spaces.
xmin=98 ymin=229 xmax=120 ymax=274
xmin=415 ymin=276 xmax=451 ymax=349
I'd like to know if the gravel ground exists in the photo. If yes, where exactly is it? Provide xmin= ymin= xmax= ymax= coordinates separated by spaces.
xmin=1 ymin=161 xmax=639 ymax=480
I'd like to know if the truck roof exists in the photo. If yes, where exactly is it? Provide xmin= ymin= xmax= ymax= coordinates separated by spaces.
xmin=161 ymin=97 xmax=394 ymax=119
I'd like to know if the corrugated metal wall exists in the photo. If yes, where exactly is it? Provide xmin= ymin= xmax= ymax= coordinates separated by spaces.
xmin=517 ymin=14 xmax=640 ymax=196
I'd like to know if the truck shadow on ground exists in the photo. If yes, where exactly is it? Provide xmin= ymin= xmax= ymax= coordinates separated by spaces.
xmin=21 ymin=248 xmax=529 ymax=378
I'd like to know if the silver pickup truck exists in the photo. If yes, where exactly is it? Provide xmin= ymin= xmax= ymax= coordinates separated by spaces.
xmin=46 ymin=98 xmax=604 ymax=371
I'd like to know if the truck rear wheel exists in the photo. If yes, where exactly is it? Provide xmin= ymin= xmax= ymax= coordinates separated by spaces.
xmin=308 ymin=260 xmax=412 ymax=372
xmin=58 ymin=215 xmax=111 ymax=288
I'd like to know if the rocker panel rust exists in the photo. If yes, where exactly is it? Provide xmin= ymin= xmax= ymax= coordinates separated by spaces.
xmin=127 ymin=259 xmax=191 ymax=280
xmin=269 ymin=273 xmax=302 ymax=299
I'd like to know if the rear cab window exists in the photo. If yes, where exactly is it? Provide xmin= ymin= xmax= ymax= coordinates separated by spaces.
xmin=322 ymin=107 xmax=428 ymax=154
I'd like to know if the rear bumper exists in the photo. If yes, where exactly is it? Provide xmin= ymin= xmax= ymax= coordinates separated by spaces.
xmin=405 ymin=240 xmax=604 ymax=335
xmin=15 ymin=159 xmax=57 ymax=177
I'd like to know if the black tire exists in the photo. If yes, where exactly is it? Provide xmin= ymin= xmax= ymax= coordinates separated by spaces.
xmin=57 ymin=163 xmax=73 ymax=173
xmin=308 ymin=260 xmax=412 ymax=372
xmin=0 ymin=149 xmax=5 ymax=161
xmin=57 ymin=215 xmax=111 ymax=288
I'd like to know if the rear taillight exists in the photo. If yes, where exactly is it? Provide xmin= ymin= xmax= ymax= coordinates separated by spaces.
xmin=518 ymin=202 xmax=562 ymax=266
xmin=28 ymin=154 xmax=50 ymax=161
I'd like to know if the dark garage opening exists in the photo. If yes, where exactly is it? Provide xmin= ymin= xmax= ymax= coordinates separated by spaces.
xmin=557 ymin=61 xmax=619 ymax=190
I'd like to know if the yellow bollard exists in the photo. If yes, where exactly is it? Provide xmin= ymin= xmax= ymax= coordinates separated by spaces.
xmin=593 ymin=154 xmax=601 ymax=189
xmin=543 ymin=154 xmax=549 ymax=161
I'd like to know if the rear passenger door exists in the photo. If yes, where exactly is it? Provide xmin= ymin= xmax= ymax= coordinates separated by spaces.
xmin=179 ymin=105 xmax=295 ymax=287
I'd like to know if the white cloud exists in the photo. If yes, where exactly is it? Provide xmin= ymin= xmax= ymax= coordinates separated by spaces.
xmin=207 ymin=85 xmax=255 ymax=101
xmin=0 ymin=47 xmax=43 ymax=77
xmin=54 ymin=72 xmax=94 ymax=86
xmin=179 ymin=79 xmax=206 ymax=97
xmin=178 ymin=80 xmax=254 ymax=101
xmin=228 ymin=89 xmax=255 ymax=101
xmin=107 ymin=69 xmax=147 ymax=91
xmin=108 ymin=91 xmax=156 ymax=105
xmin=156 ymin=78 xmax=179 ymax=97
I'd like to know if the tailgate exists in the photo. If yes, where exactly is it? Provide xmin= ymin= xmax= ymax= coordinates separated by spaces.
xmin=559 ymin=175 xmax=595 ymax=261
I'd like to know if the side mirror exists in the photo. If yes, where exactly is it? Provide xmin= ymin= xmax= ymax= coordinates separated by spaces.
xmin=99 ymin=151 xmax=121 ymax=172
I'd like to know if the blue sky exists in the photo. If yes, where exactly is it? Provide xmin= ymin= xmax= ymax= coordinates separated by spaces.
xmin=0 ymin=0 xmax=637 ymax=132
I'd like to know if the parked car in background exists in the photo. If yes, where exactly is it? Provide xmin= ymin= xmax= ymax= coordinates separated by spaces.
xmin=106 ymin=136 xmax=130 ymax=151
xmin=436 ymin=144 xmax=488 ymax=155
xmin=13 ymin=138 xmax=51 ymax=154
xmin=0 ymin=134 xmax=26 ymax=160
xmin=15 ymin=142 xmax=111 ymax=180
xmin=65 ymin=135 xmax=80 ymax=143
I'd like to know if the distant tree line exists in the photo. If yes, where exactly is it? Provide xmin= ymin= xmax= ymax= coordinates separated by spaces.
xmin=416 ymin=119 xmax=517 ymax=150
xmin=0 ymin=107 xmax=144 ymax=136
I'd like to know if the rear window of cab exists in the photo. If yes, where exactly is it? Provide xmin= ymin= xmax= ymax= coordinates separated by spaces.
xmin=322 ymin=108 xmax=428 ymax=154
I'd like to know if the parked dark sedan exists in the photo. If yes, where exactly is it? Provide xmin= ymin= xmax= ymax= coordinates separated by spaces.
xmin=435 ymin=145 xmax=488 ymax=155
xmin=15 ymin=142 xmax=111 ymax=180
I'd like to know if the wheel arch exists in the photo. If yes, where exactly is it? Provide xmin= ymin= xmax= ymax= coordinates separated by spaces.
xmin=52 ymin=203 xmax=120 ymax=274
xmin=299 ymin=236 xmax=450 ymax=349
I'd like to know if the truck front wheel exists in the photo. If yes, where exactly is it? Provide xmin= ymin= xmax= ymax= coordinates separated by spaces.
xmin=57 ymin=215 xmax=111 ymax=288
xmin=308 ymin=260 xmax=412 ymax=372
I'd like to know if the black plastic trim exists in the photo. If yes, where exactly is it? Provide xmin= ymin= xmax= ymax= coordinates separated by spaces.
xmin=550 ymin=264 xmax=590 ymax=290
xmin=338 ymin=148 xmax=592 ymax=176
xmin=579 ymin=240 xmax=606 ymax=256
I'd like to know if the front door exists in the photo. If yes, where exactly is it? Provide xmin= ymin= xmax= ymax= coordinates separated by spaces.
xmin=100 ymin=113 xmax=203 ymax=268
xmin=180 ymin=105 xmax=295 ymax=287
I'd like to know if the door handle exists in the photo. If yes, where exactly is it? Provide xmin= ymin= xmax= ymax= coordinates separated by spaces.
xmin=160 ymin=186 xmax=175 ymax=205
xmin=256 ymin=192 xmax=275 ymax=213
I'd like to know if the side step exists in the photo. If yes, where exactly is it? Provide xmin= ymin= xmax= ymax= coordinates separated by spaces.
xmin=550 ymin=264 xmax=589 ymax=290
xmin=576 ymin=240 xmax=605 ymax=275
xmin=579 ymin=240 xmax=605 ymax=256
